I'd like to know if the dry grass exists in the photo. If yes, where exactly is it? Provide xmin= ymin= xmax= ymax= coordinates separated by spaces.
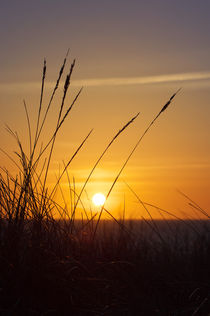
xmin=0 ymin=55 xmax=209 ymax=315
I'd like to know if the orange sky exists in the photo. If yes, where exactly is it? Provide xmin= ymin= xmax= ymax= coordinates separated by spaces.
xmin=0 ymin=1 xmax=210 ymax=219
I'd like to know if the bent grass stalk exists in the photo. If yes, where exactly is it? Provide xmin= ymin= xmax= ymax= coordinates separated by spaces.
xmin=124 ymin=181 xmax=202 ymax=239
xmin=49 ymin=129 xmax=93 ymax=202
xmin=93 ymin=89 xmax=181 ymax=238
xmin=71 ymin=112 xmax=140 ymax=222
xmin=177 ymin=189 xmax=210 ymax=219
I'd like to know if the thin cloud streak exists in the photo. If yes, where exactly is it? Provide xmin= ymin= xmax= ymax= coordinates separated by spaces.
xmin=74 ymin=71 xmax=210 ymax=87
xmin=1 ymin=71 xmax=210 ymax=91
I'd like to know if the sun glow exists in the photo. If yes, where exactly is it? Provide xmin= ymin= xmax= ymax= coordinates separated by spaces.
xmin=92 ymin=193 xmax=106 ymax=206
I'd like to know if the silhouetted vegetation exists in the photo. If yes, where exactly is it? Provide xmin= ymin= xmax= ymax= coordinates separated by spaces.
xmin=0 ymin=55 xmax=209 ymax=315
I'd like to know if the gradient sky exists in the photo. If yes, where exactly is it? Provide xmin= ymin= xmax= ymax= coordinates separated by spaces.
xmin=0 ymin=0 xmax=210 ymax=219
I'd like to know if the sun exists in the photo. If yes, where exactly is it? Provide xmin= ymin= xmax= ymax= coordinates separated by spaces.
xmin=92 ymin=193 xmax=106 ymax=206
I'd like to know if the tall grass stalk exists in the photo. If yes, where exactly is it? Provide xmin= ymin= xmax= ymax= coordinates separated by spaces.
xmin=71 ymin=112 xmax=140 ymax=224
xmin=94 ymin=89 xmax=181 ymax=237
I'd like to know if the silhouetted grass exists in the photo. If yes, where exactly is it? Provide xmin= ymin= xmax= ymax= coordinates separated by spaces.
xmin=0 ymin=55 xmax=209 ymax=315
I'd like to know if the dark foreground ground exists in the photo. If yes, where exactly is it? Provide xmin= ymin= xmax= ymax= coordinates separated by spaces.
xmin=0 ymin=219 xmax=209 ymax=315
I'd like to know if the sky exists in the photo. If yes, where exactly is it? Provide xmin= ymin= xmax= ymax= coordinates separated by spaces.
xmin=0 ymin=0 xmax=210 ymax=219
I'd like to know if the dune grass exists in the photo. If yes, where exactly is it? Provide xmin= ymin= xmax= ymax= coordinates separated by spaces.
xmin=0 ymin=55 xmax=209 ymax=315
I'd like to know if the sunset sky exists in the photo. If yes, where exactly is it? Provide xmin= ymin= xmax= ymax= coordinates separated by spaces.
xmin=0 ymin=0 xmax=210 ymax=219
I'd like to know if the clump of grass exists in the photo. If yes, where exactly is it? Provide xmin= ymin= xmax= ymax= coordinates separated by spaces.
xmin=0 ymin=55 xmax=209 ymax=315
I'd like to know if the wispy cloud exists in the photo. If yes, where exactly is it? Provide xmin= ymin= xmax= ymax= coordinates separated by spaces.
xmin=73 ymin=71 xmax=210 ymax=87
xmin=1 ymin=71 xmax=210 ymax=91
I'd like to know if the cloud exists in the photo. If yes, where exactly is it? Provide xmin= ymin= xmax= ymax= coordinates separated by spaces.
xmin=73 ymin=71 xmax=210 ymax=87
xmin=1 ymin=71 xmax=210 ymax=91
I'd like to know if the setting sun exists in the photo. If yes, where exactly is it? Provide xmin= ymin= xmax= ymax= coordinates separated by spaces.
xmin=92 ymin=193 xmax=106 ymax=206
xmin=1 ymin=1 xmax=210 ymax=314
